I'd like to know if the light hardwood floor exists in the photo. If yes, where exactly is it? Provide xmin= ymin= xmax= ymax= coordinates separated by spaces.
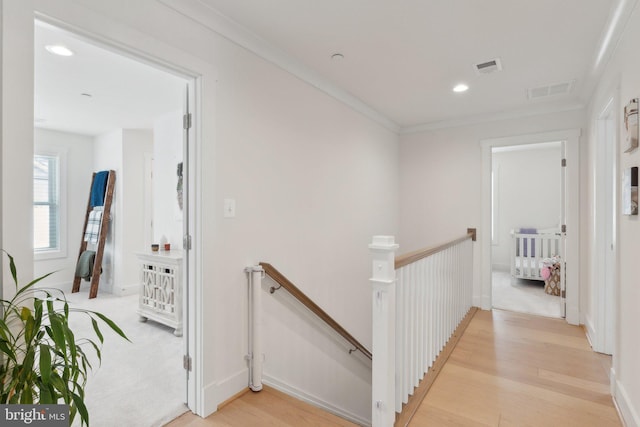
xmin=164 ymin=386 xmax=357 ymax=427
xmin=165 ymin=309 xmax=620 ymax=427
xmin=409 ymin=309 xmax=621 ymax=426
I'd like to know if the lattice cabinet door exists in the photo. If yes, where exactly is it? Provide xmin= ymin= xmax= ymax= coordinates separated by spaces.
xmin=136 ymin=251 xmax=183 ymax=336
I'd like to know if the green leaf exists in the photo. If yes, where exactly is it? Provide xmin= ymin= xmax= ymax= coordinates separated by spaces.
xmin=39 ymin=344 xmax=51 ymax=385
xmin=71 ymin=391 xmax=89 ymax=427
xmin=93 ymin=312 xmax=130 ymax=342
xmin=0 ymin=339 xmax=16 ymax=362
xmin=48 ymin=316 xmax=66 ymax=354
xmin=90 ymin=318 xmax=104 ymax=344
xmin=63 ymin=327 xmax=77 ymax=361
xmin=20 ymin=306 xmax=32 ymax=322
xmin=38 ymin=383 xmax=54 ymax=404
xmin=4 ymin=251 xmax=18 ymax=288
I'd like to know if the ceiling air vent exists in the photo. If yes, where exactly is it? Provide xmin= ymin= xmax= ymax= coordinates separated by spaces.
xmin=527 ymin=80 xmax=575 ymax=100
xmin=473 ymin=58 xmax=503 ymax=75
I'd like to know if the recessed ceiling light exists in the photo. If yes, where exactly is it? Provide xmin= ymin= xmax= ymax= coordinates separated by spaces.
xmin=453 ymin=83 xmax=469 ymax=93
xmin=331 ymin=53 xmax=344 ymax=61
xmin=81 ymin=93 xmax=93 ymax=98
xmin=45 ymin=45 xmax=74 ymax=57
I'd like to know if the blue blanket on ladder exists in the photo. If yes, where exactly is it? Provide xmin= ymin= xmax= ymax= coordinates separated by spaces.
xmin=90 ymin=171 xmax=109 ymax=207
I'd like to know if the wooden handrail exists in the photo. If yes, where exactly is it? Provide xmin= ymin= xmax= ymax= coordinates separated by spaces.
xmin=395 ymin=228 xmax=477 ymax=270
xmin=259 ymin=262 xmax=372 ymax=360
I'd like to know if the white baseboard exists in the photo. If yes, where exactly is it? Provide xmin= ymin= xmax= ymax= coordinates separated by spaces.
xmin=480 ymin=294 xmax=492 ymax=311
xmin=263 ymin=374 xmax=370 ymax=426
xmin=584 ymin=314 xmax=596 ymax=349
xmin=491 ymin=264 xmax=510 ymax=272
xmin=566 ymin=305 xmax=580 ymax=326
xmin=472 ymin=295 xmax=482 ymax=308
xmin=613 ymin=375 xmax=640 ymax=427
xmin=202 ymin=368 xmax=248 ymax=418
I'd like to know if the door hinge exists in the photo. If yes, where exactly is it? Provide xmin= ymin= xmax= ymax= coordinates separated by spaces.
xmin=183 ymin=113 xmax=192 ymax=130
xmin=561 ymin=224 xmax=567 ymax=233
xmin=183 ymin=235 xmax=192 ymax=250
xmin=561 ymin=290 xmax=566 ymax=299
xmin=183 ymin=355 xmax=192 ymax=372
xmin=561 ymin=158 xmax=567 ymax=167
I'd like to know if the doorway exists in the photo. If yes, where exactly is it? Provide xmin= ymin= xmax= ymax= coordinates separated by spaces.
xmin=33 ymin=19 xmax=195 ymax=426
xmin=480 ymin=129 xmax=581 ymax=325
xmin=490 ymin=142 xmax=564 ymax=318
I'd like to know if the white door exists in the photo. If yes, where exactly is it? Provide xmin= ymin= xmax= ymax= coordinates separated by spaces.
xmin=560 ymin=141 xmax=567 ymax=318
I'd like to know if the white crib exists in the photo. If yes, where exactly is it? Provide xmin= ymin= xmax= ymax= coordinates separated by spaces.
xmin=510 ymin=228 xmax=562 ymax=281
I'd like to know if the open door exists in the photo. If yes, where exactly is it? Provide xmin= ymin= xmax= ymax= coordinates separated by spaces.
xmin=560 ymin=141 xmax=567 ymax=319
xmin=182 ymin=80 xmax=198 ymax=410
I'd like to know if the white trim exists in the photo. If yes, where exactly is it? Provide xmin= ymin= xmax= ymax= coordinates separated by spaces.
xmin=33 ymin=147 xmax=68 ymax=261
xmin=32 ymin=9 xmax=207 ymax=417
xmin=491 ymin=165 xmax=499 ymax=246
xmin=584 ymin=313 xmax=597 ymax=349
xmin=480 ymin=129 xmax=581 ymax=323
xmin=263 ymin=374 xmax=370 ymax=427
xmin=202 ymin=368 xmax=249 ymax=418
xmin=592 ymin=95 xmax=617 ymax=354
xmin=403 ymin=103 xmax=586 ymax=134
xmin=592 ymin=0 xmax=639 ymax=72
xmin=614 ymin=376 xmax=640 ymax=427
xmin=157 ymin=0 xmax=399 ymax=134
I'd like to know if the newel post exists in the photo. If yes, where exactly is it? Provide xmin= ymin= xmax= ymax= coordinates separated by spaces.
xmin=369 ymin=236 xmax=398 ymax=427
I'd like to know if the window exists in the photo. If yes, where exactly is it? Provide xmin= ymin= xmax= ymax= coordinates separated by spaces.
xmin=34 ymin=154 xmax=60 ymax=252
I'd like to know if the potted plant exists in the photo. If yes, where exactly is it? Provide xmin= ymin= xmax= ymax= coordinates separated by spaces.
xmin=0 ymin=251 xmax=129 ymax=426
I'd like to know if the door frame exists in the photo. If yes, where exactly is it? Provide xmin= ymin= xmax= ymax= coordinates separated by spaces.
xmin=32 ymin=13 xmax=204 ymax=414
xmin=589 ymin=97 xmax=617 ymax=354
xmin=480 ymin=129 xmax=581 ymax=325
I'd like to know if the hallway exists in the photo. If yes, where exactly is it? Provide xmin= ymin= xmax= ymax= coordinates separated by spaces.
xmin=409 ymin=309 xmax=620 ymax=426
xmin=166 ymin=309 xmax=619 ymax=426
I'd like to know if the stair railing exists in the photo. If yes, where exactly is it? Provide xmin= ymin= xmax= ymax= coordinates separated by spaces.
xmin=370 ymin=229 xmax=477 ymax=427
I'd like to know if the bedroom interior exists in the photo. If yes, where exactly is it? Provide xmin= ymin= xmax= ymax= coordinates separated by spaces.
xmin=491 ymin=142 xmax=564 ymax=318
xmin=33 ymin=20 xmax=188 ymax=427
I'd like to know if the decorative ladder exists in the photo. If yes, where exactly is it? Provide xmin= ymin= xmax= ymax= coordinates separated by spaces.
xmin=72 ymin=170 xmax=116 ymax=299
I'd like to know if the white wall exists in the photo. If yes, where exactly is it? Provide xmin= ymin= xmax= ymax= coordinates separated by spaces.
xmin=491 ymin=145 xmax=562 ymax=269
xmin=153 ymin=110 xmax=183 ymax=247
xmin=585 ymin=3 xmax=640 ymax=425
xmin=1 ymin=0 xmax=33 ymax=299
xmin=399 ymin=110 xmax=585 ymax=310
xmin=34 ymin=128 xmax=94 ymax=291
xmin=121 ymin=129 xmax=153 ymax=294
xmin=93 ymin=129 xmax=123 ymax=293
xmin=2 ymin=0 xmax=401 ymax=421
xmin=92 ymin=128 xmax=153 ymax=295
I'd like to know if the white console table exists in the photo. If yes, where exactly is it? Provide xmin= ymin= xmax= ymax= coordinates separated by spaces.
xmin=136 ymin=251 xmax=183 ymax=336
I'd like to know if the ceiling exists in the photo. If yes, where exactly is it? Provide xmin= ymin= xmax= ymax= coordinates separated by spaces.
xmin=196 ymin=0 xmax=619 ymax=130
xmin=34 ymin=21 xmax=186 ymax=137
xmin=35 ymin=1 xmax=624 ymax=135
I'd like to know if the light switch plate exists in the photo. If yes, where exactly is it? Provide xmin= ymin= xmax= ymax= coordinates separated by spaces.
xmin=224 ymin=198 xmax=236 ymax=218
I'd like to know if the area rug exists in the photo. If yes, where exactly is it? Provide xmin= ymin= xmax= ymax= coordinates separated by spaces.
xmin=60 ymin=290 xmax=188 ymax=427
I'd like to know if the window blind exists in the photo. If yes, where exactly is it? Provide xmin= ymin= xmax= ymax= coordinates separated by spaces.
xmin=33 ymin=155 xmax=59 ymax=251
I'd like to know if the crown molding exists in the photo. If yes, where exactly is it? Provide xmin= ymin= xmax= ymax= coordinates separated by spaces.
xmin=158 ymin=0 xmax=631 ymax=136
xmin=401 ymin=102 xmax=586 ymax=135
xmin=158 ymin=0 xmax=400 ymax=133
xmin=580 ymin=0 xmax=639 ymax=109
